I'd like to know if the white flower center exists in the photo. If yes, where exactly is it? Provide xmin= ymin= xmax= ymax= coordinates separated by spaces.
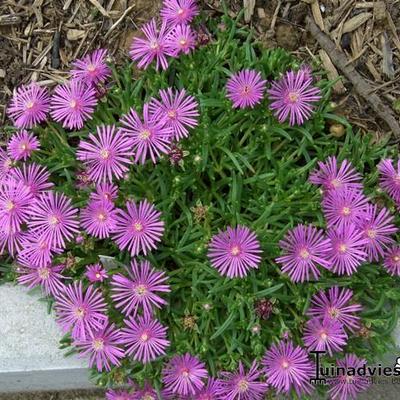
xmin=69 ymin=99 xmax=77 ymax=109
xmin=38 ymin=267 xmax=50 ymax=280
xmin=133 ymin=221 xmax=143 ymax=231
xmin=230 ymin=245 xmax=241 ymax=256
xmin=92 ymin=338 xmax=104 ymax=351
xmin=338 ymin=243 xmax=347 ymax=253
xmin=237 ymin=379 xmax=249 ymax=393
xmin=26 ymin=100 xmax=35 ymax=109
xmin=100 ymin=149 xmax=110 ymax=159
xmin=139 ymin=129 xmax=151 ymax=140
xmin=74 ymin=306 xmax=86 ymax=319
xmin=5 ymin=200 xmax=15 ymax=211
xmin=299 ymin=248 xmax=310 ymax=259
xmin=288 ymin=91 xmax=299 ymax=103
xmin=135 ymin=284 xmax=147 ymax=296
xmin=87 ymin=63 xmax=96 ymax=72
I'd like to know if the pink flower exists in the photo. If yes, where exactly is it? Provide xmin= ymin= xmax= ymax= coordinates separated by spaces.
xmin=77 ymin=125 xmax=133 ymax=183
xmin=7 ymin=130 xmax=40 ymax=161
xmin=111 ymin=259 xmax=170 ymax=316
xmin=383 ymin=246 xmax=400 ymax=276
xmin=71 ymin=49 xmax=111 ymax=86
xmin=149 ymin=88 xmax=199 ymax=141
xmin=0 ymin=225 xmax=24 ymax=256
xmin=208 ymin=225 xmax=262 ymax=278
xmin=268 ymin=69 xmax=321 ymax=126
xmin=160 ymin=0 xmax=199 ymax=25
xmin=50 ymin=79 xmax=98 ymax=129
xmin=120 ymin=314 xmax=170 ymax=363
xmin=85 ymin=263 xmax=108 ymax=283
xmin=7 ymin=83 xmax=50 ymax=128
xmin=0 ymin=148 xmax=14 ymax=179
xmin=377 ymin=159 xmax=400 ymax=205
xmin=167 ymin=24 xmax=197 ymax=56
xmin=129 ymin=19 xmax=174 ymax=71
xmin=90 ymin=182 xmax=118 ymax=203
xmin=112 ymin=200 xmax=164 ymax=256
xmin=226 ymin=69 xmax=267 ymax=109
xmin=120 ymin=104 xmax=172 ymax=164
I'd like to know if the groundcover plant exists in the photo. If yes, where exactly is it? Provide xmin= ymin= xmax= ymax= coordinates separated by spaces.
xmin=1 ymin=2 xmax=400 ymax=400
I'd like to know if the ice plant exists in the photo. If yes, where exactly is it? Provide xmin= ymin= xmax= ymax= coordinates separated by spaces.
xmin=322 ymin=189 xmax=368 ymax=228
xmin=216 ymin=361 xmax=268 ymax=400
xmin=383 ymin=246 xmax=400 ymax=276
xmin=307 ymin=286 xmax=362 ymax=332
xmin=112 ymin=200 xmax=164 ymax=256
xmin=268 ymin=69 xmax=321 ymax=126
xmin=119 ymin=104 xmax=172 ymax=164
xmin=160 ymin=0 xmax=199 ymax=25
xmin=0 ymin=148 xmax=14 ymax=179
xmin=111 ymin=259 xmax=170 ymax=316
xmin=17 ymin=263 xmax=65 ymax=296
xmin=85 ymin=263 xmax=108 ymax=283
xmin=327 ymin=354 xmax=369 ymax=400
xmin=76 ymin=125 xmax=133 ymax=183
xmin=80 ymin=199 xmax=118 ymax=239
xmin=106 ymin=389 xmax=132 ymax=400
xmin=193 ymin=378 xmax=221 ymax=399
xmin=10 ymin=163 xmax=53 ymax=197
xmin=90 ymin=182 xmax=118 ymax=203
xmin=54 ymin=281 xmax=108 ymax=340
xmin=7 ymin=82 xmax=50 ymax=128
xmin=262 ymin=340 xmax=314 ymax=396
xmin=0 ymin=225 xmax=24 ymax=256
xmin=50 ymin=79 xmax=98 ymax=129
xmin=226 ymin=69 xmax=267 ymax=109
xmin=149 ymin=88 xmax=199 ymax=141
xmin=162 ymin=353 xmax=208 ymax=396
xmin=28 ymin=191 xmax=79 ymax=249
xmin=71 ymin=49 xmax=111 ymax=86
xmin=377 ymin=158 xmax=400 ymax=204
xmin=303 ymin=317 xmax=348 ymax=356
xmin=120 ymin=314 xmax=170 ymax=363
xmin=73 ymin=323 xmax=125 ymax=372
xmin=276 ymin=224 xmax=332 ymax=282
xmin=0 ymin=178 xmax=33 ymax=231
xmin=207 ymin=225 xmax=262 ymax=278
xmin=167 ymin=24 xmax=197 ymax=56
xmin=7 ymin=130 xmax=40 ymax=161
xmin=132 ymin=381 xmax=158 ymax=400
xmin=358 ymin=204 xmax=397 ymax=262
xmin=309 ymin=156 xmax=363 ymax=194
xmin=326 ymin=223 xmax=368 ymax=275
xmin=129 ymin=18 xmax=174 ymax=70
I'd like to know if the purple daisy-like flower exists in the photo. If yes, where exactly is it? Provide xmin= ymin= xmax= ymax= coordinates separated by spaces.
xmin=77 ymin=125 xmax=133 ymax=183
xmin=268 ymin=69 xmax=321 ymax=126
xmin=28 ymin=191 xmax=79 ymax=249
xmin=7 ymin=83 xmax=50 ymax=128
xmin=74 ymin=323 xmax=124 ymax=372
xmin=17 ymin=263 xmax=65 ymax=297
xmin=85 ymin=263 xmax=108 ymax=283
xmin=226 ymin=69 xmax=267 ymax=109
xmin=90 ymin=182 xmax=118 ymax=203
xmin=10 ymin=163 xmax=53 ymax=198
xmin=120 ymin=104 xmax=172 ymax=164
xmin=207 ymin=225 xmax=262 ymax=279
xmin=162 ymin=353 xmax=208 ymax=396
xmin=358 ymin=204 xmax=397 ymax=262
xmin=167 ymin=24 xmax=197 ymax=56
xmin=54 ymin=281 xmax=108 ymax=340
xmin=217 ymin=361 xmax=268 ymax=400
xmin=7 ymin=130 xmax=40 ymax=161
xmin=112 ymin=200 xmax=164 ymax=256
xmin=132 ymin=381 xmax=158 ymax=400
xmin=327 ymin=354 xmax=369 ymax=400
xmin=0 ymin=225 xmax=24 ymax=256
xmin=377 ymin=159 xmax=400 ymax=204
xmin=149 ymin=88 xmax=199 ymax=141
xmin=307 ymin=286 xmax=362 ymax=332
xmin=327 ymin=223 xmax=368 ymax=276
xmin=0 ymin=178 xmax=33 ymax=231
xmin=303 ymin=317 xmax=348 ymax=356
xmin=193 ymin=378 xmax=221 ymax=399
xmin=129 ymin=19 xmax=174 ymax=71
xmin=309 ymin=156 xmax=363 ymax=194
xmin=383 ymin=246 xmax=400 ymax=276
xmin=276 ymin=224 xmax=332 ymax=282
xmin=50 ymin=79 xmax=98 ymax=129
xmin=106 ymin=389 xmax=132 ymax=400
xmin=81 ymin=199 xmax=118 ymax=239
xmin=17 ymin=233 xmax=63 ymax=268
xmin=0 ymin=148 xmax=14 ymax=179
xmin=71 ymin=49 xmax=111 ymax=86
xmin=161 ymin=0 xmax=199 ymax=25
xmin=262 ymin=340 xmax=314 ymax=396
xmin=120 ymin=314 xmax=170 ymax=363
xmin=111 ymin=259 xmax=170 ymax=316
xmin=322 ymin=189 xmax=368 ymax=228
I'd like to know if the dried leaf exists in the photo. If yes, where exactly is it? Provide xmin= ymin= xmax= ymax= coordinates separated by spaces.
xmin=342 ymin=12 xmax=372 ymax=34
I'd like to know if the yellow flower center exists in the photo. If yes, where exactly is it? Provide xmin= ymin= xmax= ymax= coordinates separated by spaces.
xmin=26 ymin=100 xmax=35 ymax=109
xmin=281 ymin=360 xmax=290 ymax=369
xmin=38 ymin=267 xmax=50 ymax=280
xmin=179 ymin=38 xmax=187 ymax=46
xmin=338 ymin=244 xmax=347 ymax=253
xmin=140 ymin=332 xmax=149 ymax=342
xmin=139 ymin=129 xmax=151 ymax=140
xmin=300 ymin=248 xmax=310 ymax=259
xmin=135 ymin=284 xmax=147 ymax=296
xmin=142 ymin=395 xmax=155 ymax=400
xmin=288 ymin=92 xmax=299 ymax=103
xmin=367 ymin=229 xmax=376 ymax=239
xmin=87 ymin=63 xmax=96 ymax=72
xmin=342 ymin=206 xmax=351 ymax=216
xmin=237 ymin=379 xmax=249 ymax=393
xmin=133 ymin=221 xmax=143 ymax=232
xmin=167 ymin=110 xmax=177 ymax=119
xmin=331 ymin=178 xmax=341 ymax=188
xmin=230 ymin=245 xmax=240 ymax=256
xmin=100 ymin=149 xmax=110 ymax=159
xmin=5 ymin=200 xmax=15 ymax=211
xmin=92 ymin=338 xmax=104 ymax=351
xmin=328 ymin=307 xmax=340 ymax=319
xmin=74 ymin=307 xmax=86 ymax=319
xmin=49 ymin=215 xmax=59 ymax=225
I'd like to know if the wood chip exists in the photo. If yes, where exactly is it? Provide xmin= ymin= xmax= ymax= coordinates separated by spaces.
xmin=243 ymin=0 xmax=256 ymax=23
xmin=104 ymin=3 xmax=136 ymax=40
xmin=319 ymin=49 xmax=346 ymax=93
xmin=342 ymin=12 xmax=372 ymax=34
xmin=257 ymin=7 xmax=266 ymax=19
xmin=386 ymin=12 xmax=400 ymax=52
xmin=87 ymin=0 xmax=110 ymax=17
xmin=67 ymin=29 xmax=86 ymax=41
xmin=365 ymin=59 xmax=382 ymax=82
xmin=373 ymin=1 xmax=386 ymax=21
xmin=0 ymin=14 xmax=22 ymax=26
xmin=311 ymin=0 xmax=325 ymax=31
xmin=381 ymin=32 xmax=395 ymax=79
xmin=0 ymin=69 xmax=5 ymax=79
